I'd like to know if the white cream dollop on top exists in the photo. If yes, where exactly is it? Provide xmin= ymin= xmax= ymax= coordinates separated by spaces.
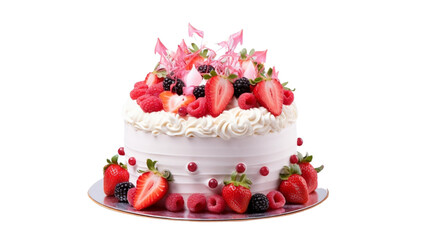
xmin=123 ymin=99 xmax=297 ymax=140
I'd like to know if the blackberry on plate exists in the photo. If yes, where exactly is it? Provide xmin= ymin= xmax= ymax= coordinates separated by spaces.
xmin=197 ymin=65 xmax=215 ymax=74
xmin=193 ymin=85 xmax=205 ymax=99
xmin=233 ymin=77 xmax=251 ymax=98
xmin=248 ymin=193 xmax=269 ymax=213
xmin=171 ymin=79 xmax=185 ymax=95
xmin=114 ymin=182 xmax=135 ymax=202
xmin=163 ymin=77 xmax=175 ymax=91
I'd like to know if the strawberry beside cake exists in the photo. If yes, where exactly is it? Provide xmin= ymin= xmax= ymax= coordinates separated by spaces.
xmin=102 ymin=24 xmax=324 ymax=214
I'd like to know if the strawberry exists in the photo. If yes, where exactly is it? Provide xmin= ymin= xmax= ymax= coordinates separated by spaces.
xmin=205 ymin=75 xmax=234 ymax=117
xmin=133 ymin=159 xmax=173 ymax=211
xmin=253 ymin=79 xmax=284 ymax=116
xmin=222 ymin=172 xmax=252 ymax=213
xmin=159 ymin=91 xmax=196 ymax=113
xmin=144 ymin=72 xmax=161 ymax=87
xmin=296 ymin=152 xmax=324 ymax=193
xmin=283 ymin=89 xmax=294 ymax=105
xmin=279 ymin=164 xmax=309 ymax=204
xmin=103 ymin=155 xmax=129 ymax=196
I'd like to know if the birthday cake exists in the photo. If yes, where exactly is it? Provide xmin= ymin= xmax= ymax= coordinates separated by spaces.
xmin=102 ymin=24 xmax=323 ymax=214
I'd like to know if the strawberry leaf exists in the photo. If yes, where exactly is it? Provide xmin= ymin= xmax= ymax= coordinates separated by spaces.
xmin=267 ymin=68 xmax=273 ymax=77
xmin=210 ymin=70 xmax=217 ymax=77
xmin=240 ymin=48 xmax=247 ymax=59
xmin=203 ymin=74 xmax=212 ymax=80
xmin=228 ymin=74 xmax=238 ymax=79
xmin=315 ymin=165 xmax=324 ymax=173
xmin=249 ymin=48 xmax=255 ymax=56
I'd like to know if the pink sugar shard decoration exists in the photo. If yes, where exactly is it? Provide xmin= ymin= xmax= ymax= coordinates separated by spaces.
xmin=188 ymin=23 xmax=204 ymax=38
xmin=218 ymin=29 xmax=243 ymax=53
xmin=272 ymin=66 xmax=279 ymax=79
xmin=154 ymin=38 xmax=168 ymax=58
xmin=252 ymin=50 xmax=267 ymax=63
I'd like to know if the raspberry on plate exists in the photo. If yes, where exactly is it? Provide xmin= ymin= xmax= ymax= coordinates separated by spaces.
xmin=165 ymin=193 xmax=185 ymax=212
xmin=207 ymin=195 xmax=226 ymax=213
xmin=187 ymin=193 xmax=207 ymax=213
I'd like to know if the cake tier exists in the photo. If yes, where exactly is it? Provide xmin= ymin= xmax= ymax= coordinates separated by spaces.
xmin=124 ymin=122 xmax=297 ymax=196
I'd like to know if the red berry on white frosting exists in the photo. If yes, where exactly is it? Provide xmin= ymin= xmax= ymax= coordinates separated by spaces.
xmin=118 ymin=147 xmax=125 ymax=156
xmin=260 ymin=166 xmax=269 ymax=176
xmin=187 ymin=162 xmax=197 ymax=172
xmin=128 ymin=157 xmax=136 ymax=166
xmin=289 ymin=155 xmax=298 ymax=164
xmin=236 ymin=163 xmax=246 ymax=173
xmin=208 ymin=178 xmax=218 ymax=188
xmin=297 ymin=137 xmax=303 ymax=146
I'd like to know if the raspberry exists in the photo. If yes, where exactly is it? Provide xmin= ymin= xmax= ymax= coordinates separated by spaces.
xmin=187 ymin=97 xmax=207 ymax=118
xmin=163 ymin=77 xmax=175 ymax=91
xmin=130 ymin=85 xmax=148 ymax=100
xmin=139 ymin=96 xmax=163 ymax=113
xmin=248 ymin=193 xmax=269 ymax=213
xmin=146 ymin=83 xmax=164 ymax=97
xmin=127 ymin=188 xmax=136 ymax=206
xmin=233 ymin=77 xmax=251 ymax=98
xmin=165 ymin=193 xmax=185 ymax=212
xmin=134 ymin=81 xmax=147 ymax=89
xmin=197 ymin=65 xmax=215 ymax=74
xmin=187 ymin=193 xmax=207 ymax=213
xmin=238 ymin=93 xmax=258 ymax=110
xmin=193 ymin=85 xmax=205 ymax=99
xmin=283 ymin=89 xmax=294 ymax=105
xmin=136 ymin=94 xmax=151 ymax=105
xmin=266 ymin=190 xmax=286 ymax=209
xmin=207 ymin=195 xmax=226 ymax=213
xmin=171 ymin=79 xmax=185 ymax=95
xmin=114 ymin=182 xmax=135 ymax=202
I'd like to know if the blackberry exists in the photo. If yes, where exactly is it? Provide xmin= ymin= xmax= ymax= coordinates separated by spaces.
xmin=197 ymin=65 xmax=215 ymax=74
xmin=233 ymin=77 xmax=251 ymax=98
xmin=193 ymin=85 xmax=205 ymax=99
xmin=171 ymin=79 xmax=185 ymax=95
xmin=114 ymin=182 xmax=135 ymax=202
xmin=163 ymin=77 xmax=175 ymax=91
xmin=248 ymin=193 xmax=269 ymax=213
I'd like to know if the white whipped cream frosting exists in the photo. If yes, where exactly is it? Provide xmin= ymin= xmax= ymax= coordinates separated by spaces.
xmin=123 ymin=99 xmax=297 ymax=140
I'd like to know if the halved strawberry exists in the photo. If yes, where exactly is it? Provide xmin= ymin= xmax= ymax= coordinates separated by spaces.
xmin=144 ymin=72 xmax=161 ymax=87
xmin=159 ymin=91 xmax=195 ymax=113
xmin=253 ymin=79 xmax=284 ymax=116
xmin=133 ymin=159 xmax=172 ymax=211
xmin=205 ymin=76 xmax=234 ymax=117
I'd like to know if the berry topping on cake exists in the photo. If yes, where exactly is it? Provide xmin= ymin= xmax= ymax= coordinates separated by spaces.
xmin=128 ymin=157 xmax=136 ymax=166
xmin=208 ymin=178 xmax=218 ymax=189
xmin=193 ymin=85 xmax=205 ymax=99
xmin=187 ymin=97 xmax=208 ymax=118
xmin=297 ymin=137 xmax=303 ymax=146
xmin=114 ymin=182 xmax=135 ymax=202
xmin=197 ymin=64 xmax=215 ymax=74
xmin=233 ymin=77 xmax=251 ymax=98
xmin=289 ymin=154 xmax=299 ymax=164
xmin=296 ymin=152 xmax=324 ymax=193
xmin=238 ymin=93 xmax=258 ymax=110
xmin=130 ymin=84 xmax=148 ymax=100
xmin=127 ymin=187 xmax=136 ymax=207
xmin=266 ymin=190 xmax=286 ymax=209
xmin=163 ymin=77 xmax=175 ymax=91
xmin=159 ymin=91 xmax=195 ymax=113
xmin=165 ymin=193 xmax=185 ymax=212
xmin=171 ymin=79 xmax=185 ymax=95
xmin=103 ymin=155 xmax=129 ymax=196
xmin=146 ymin=82 xmax=165 ymax=97
xmin=205 ymin=75 xmax=234 ymax=117
xmin=139 ymin=96 xmax=163 ymax=113
xmin=260 ymin=166 xmax=269 ymax=176
xmin=279 ymin=164 xmax=309 ymax=204
xmin=207 ymin=195 xmax=226 ymax=213
xmin=248 ymin=193 xmax=269 ymax=213
xmin=187 ymin=193 xmax=207 ymax=213
xmin=283 ymin=89 xmax=294 ymax=105
xmin=222 ymin=172 xmax=252 ymax=213
xmin=117 ymin=147 xmax=125 ymax=156
xmin=236 ymin=163 xmax=246 ymax=173
xmin=134 ymin=81 xmax=147 ymax=89
xmin=178 ymin=106 xmax=188 ymax=116
xmin=136 ymin=94 xmax=152 ymax=105
xmin=144 ymin=72 xmax=161 ymax=87
xmin=133 ymin=159 xmax=173 ymax=210
xmin=187 ymin=162 xmax=197 ymax=172
xmin=253 ymin=79 xmax=284 ymax=116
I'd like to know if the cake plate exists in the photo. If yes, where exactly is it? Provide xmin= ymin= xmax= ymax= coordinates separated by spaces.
xmin=88 ymin=179 xmax=328 ymax=221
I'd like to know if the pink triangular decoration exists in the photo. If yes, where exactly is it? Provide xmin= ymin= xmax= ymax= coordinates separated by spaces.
xmin=188 ymin=23 xmax=204 ymax=38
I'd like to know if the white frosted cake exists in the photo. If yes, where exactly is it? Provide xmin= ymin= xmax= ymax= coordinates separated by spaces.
xmin=102 ymin=24 xmax=323 ymax=214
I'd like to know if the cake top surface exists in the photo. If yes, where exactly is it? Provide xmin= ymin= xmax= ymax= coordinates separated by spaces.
xmin=125 ymin=24 xmax=297 ymax=138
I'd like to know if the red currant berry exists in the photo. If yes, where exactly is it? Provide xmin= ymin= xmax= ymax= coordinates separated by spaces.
xmin=236 ymin=163 xmax=246 ymax=173
xmin=178 ymin=106 xmax=188 ymax=117
xmin=118 ymin=147 xmax=125 ymax=156
xmin=187 ymin=162 xmax=197 ymax=172
xmin=297 ymin=137 xmax=303 ymax=146
xmin=289 ymin=155 xmax=298 ymax=164
xmin=128 ymin=157 xmax=136 ymax=166
xmin=260 ymin=166 xmax=269 ymax=176
xmin=208 ymin=178 xmax=218 ymax=188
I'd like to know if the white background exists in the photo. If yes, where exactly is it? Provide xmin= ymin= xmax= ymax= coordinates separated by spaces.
xmin=1 ymin=0 xmax=422 ymax=239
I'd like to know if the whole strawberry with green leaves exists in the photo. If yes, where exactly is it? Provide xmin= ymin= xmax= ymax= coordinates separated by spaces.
xmin=103 ymin=155 xmax=129 ymax=196
xmin=222 ymin=172 xmax=252 ymax=214
xmin=279 ymin=164 xmax=309 ymax=204
xmin=297 ymin=152 xmax=324 ymax=193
